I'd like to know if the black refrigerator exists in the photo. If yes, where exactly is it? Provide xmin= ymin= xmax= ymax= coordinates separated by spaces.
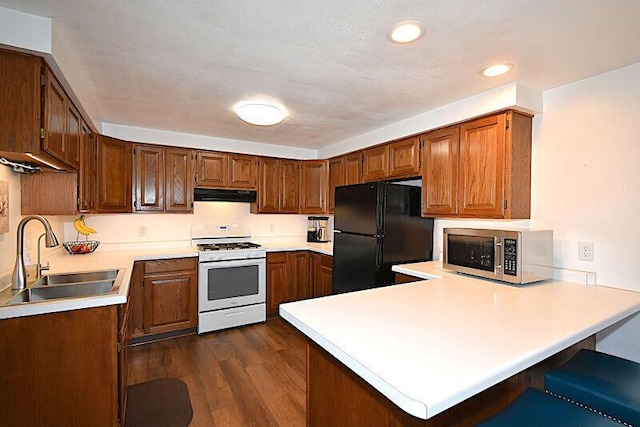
xmin=332 ymin=182 xmax=434 ymax=294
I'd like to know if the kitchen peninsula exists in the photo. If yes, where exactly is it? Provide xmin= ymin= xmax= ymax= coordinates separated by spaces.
xmin=280 ymin=261 xmax=640 ymax=426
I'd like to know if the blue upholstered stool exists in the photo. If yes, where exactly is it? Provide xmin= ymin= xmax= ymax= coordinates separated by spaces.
xmin=545 ymin=349 xmax=640 ymax=426
xmin=477 ymin=388 xmax=621 ymax=426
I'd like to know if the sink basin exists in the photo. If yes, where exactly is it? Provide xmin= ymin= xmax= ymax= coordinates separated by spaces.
xmin=4 ymin=281 xmax=114 ymax=305
xmin=31 ymin=269 xmax=120 ymax=287
xmin=1 ymin=268 xmax=125 ymax=307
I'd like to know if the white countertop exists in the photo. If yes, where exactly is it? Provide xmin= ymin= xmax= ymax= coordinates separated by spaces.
xmin=0 ymin=239 xmax=332 ymax=320
xmin=279 ymin=260 xmax=640 ymax=420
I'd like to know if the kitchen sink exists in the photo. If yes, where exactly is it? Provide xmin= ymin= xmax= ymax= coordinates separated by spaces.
xmin=31 ymin=269 xmax=120 ymax=287
xmin=1 ymin=268 xmax=125 ymax=306
xmin=4 ymin=281 xmax=115 ymax=305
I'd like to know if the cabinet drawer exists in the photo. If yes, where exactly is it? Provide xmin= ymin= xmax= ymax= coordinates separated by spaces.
xmin=143 ymin=257 xmax=197 ymax=275
xmin=267 ymin=252 xmax=287 ymax=264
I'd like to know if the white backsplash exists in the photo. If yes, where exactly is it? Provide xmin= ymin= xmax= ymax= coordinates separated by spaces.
xmin=61 ymin=202 xmax=325 ymax=250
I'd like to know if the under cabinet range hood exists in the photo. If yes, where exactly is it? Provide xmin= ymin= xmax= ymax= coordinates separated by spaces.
xmin=194 ymin=188 xmax=257 ymax=202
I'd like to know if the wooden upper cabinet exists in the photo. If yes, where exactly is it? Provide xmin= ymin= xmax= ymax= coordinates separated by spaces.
xmin=134 ymin=144 xmax=164 ymax=212
xmin=362 ymin=145 xmax=388 ymax=182
xmin=0 ymin=49 xmax=86 ymax=171
xmin=65 ymin=101 xmax=82 ymax=169
xmin=328 ymin=157 xmax=345 ymax=214
xmin=195 ymin=151 xmax=227 ymax=188
xmin=344 ymin=152 xmax=362 ymax=185
xmin=421 ymin=110 xmax=532 ymax=219
xmin=78 ymin=124 xmax=96 ymax=213
xmin=195 ymin=151 xmax=256 ymax=190
xmin=42 ymin=67 xmax=81 ymax=169
xmin=280 ymin=159 xmax=300 ymax=213
xmin=228 ymin=154 xmax=257 ymax=189
xmin=300 ymin=160 xmax=328 ymax=214
xmin=96 ymin=135 xmax=132 ymax=213
xmin=421 ymin=126 xmax=459 ymax=216
xmin=0 ymin=49 xmax=41 ymax=155
xmin=254 ymin=157 xmax=280 ymax=213
xmin=164 ymin=147 xmax=193 ymax=212
xmin=388 ymin=136 xmax=420 ymax=178
xmin=458 ymin=114 xmax=507 ymax=217
xmin=134 ymin=144 xmax=193 ymax=213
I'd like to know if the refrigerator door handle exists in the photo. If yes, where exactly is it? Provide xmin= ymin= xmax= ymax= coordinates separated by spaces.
xmin=334 ymin=229 xmax=342 ymax=233
xmin=375 ymin=243 xmax=383 ymax=269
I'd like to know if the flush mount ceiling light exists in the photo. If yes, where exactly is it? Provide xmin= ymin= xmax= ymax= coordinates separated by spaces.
xmin=235 ymin=102 xmax=287 ymax=126
xmin=481 ymin=63 xmax=515 ymax=77
xmin=387 ymin=21 xmax=426 ymax=44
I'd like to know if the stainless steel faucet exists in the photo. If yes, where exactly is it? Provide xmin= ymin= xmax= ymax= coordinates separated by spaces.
xmin=12 ymin=216 xmax=59 ymax=290
xmin=36 ymin=233 xmax=50 ymax=279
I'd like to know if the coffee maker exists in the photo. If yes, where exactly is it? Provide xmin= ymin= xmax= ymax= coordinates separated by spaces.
xmin=307 ymin=216 xmax=330 ymax=243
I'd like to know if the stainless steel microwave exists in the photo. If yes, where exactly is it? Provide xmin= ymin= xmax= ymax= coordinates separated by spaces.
xmin=443 ymin=228 xmax=553 ymax=284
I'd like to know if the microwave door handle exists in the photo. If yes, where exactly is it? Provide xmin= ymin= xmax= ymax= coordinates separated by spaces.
xmin=495 ymin=238 xmax=503 ymax=274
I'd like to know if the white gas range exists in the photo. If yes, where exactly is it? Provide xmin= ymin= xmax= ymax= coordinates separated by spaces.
xmin=192 ymin=224 xmax=266 ymax=334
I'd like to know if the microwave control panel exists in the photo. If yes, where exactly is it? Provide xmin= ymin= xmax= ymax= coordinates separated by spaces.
xmin=503 ymin=238 xmax=518 ymax=276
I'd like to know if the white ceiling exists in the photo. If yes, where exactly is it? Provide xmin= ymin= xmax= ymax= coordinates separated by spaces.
xmin=2 ymin=0 xmax=640 ymax=150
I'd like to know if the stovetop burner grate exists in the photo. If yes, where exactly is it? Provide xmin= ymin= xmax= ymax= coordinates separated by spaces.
xmin=197 ymin=242 xmax=262 ymax=251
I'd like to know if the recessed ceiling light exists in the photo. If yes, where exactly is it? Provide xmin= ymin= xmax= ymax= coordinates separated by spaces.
xmin=387 ymin=21 xmax=426 ymax=44
xmin=481 ymin=63 xmax=514 ymax=77
xmin=235 ymin=102 xmax=287 ymax=126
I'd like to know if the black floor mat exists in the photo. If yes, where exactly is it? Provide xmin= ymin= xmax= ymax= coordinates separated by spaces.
xmin=125 ymin=378 xmax=193 ymax=427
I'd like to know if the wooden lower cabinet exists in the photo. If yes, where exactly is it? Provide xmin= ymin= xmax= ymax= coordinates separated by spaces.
xmin=0 ymin=305 xmax=121 ymax=426
xmin=312 ymin=252 xmax=333 ymax=297
xmin=307 ymin=336 xmax=595 ymax=427
xmin=395 ymin=273 xmax=421 ymax=284
xmin=267 ymin=251 xmax=331 ymax=316
xmin=130 ymin=257 xmax=198 ymax=339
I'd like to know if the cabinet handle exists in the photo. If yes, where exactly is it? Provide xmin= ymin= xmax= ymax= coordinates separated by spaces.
xmin=151 ymin=277 xmax=189 ymax=285
xmin=225 ymin=311 xmax=245 ymax=317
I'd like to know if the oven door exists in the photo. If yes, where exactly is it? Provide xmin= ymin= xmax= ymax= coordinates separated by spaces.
xmin=443 ymin=229 xmax=502 ymax=281
xmin=198 ymin=258 xmax=266 ymax=312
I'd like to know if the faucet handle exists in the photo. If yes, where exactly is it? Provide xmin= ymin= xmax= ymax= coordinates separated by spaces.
xmin=37 ymin=262 xmax=50 ymax=279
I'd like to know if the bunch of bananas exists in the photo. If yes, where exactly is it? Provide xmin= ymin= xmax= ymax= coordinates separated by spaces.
xmin=73 ymin=215 xmax=97 ymax=236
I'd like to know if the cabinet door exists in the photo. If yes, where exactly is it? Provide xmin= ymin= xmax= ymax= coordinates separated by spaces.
xmin=289 ymin=251 xmax=311 ymax=300
xmin=267 ymin=252 xmax=289 ymax=316
xmin=143 ymin=269 xmax=197 ymax=335
xmin=165 ymin=148 xmax=193 ymax=212
xmin=388 ymin=137 xmax=420 ymax=178
xmin=421 ymin=126 xmax=459 ymax=216
xmin=328 ymin=157 xmax=345 ymax=214
xmin=78 ymin=124 xmax=95 ymax=213
xmin=458 ymin=114 xmax=506 ymax=217
xmin=229 ymin=154 xmax=257 ymax=189
xmin=362 ymin=145 xmax=388 ymax=182
xmin=42 ymin=69 xmax=67 ymax=164
xmin=344 ymin=152 xmax=362 ymax=185
xmin=195 ymin=151 xmax=227 ymax=188
xmin=96 ymin=135 xmax=132 ymax=213
xmin=300 ymin=160 xmax=328 ymax=214
xmin=65 ymin=102 xmax=81 ymax=169
xmin=0 ymin=49 xmax=41 ymax=153
xmin=256 ymin=157 xmax=280 ymax=213
xmin=313 ymin=254 xmax=333 ymax=298
xmin=280 ymin=159 xmax=300 ymax=213
xmin=134 ymin=144 xmax=164 ymax=212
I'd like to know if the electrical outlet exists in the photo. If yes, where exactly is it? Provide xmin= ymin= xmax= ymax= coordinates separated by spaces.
xmin=139 ymin=225 xmax=148 ymax=237
xmin=579 ymin=241 xmax=594 ymax=261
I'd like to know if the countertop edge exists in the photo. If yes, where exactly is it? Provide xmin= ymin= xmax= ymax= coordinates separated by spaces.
xmin=279 ymin=303 xmax=429 ymax=419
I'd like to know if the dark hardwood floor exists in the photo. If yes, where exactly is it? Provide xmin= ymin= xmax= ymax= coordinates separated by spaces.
xmin=128 ymin=318 xmax=307 ymax=427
